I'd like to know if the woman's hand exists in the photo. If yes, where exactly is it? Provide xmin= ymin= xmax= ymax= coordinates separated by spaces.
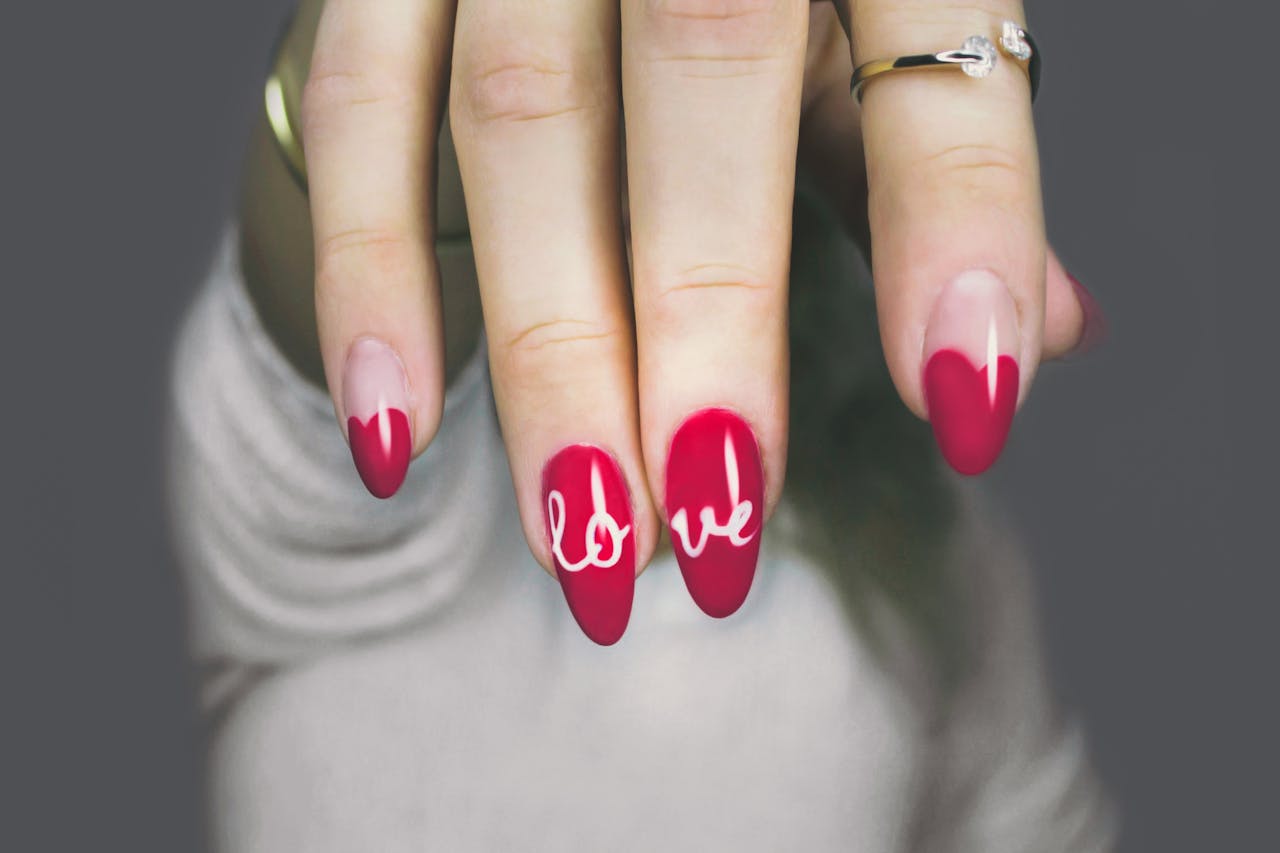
xmin=293 ymin=0 xmax=1099 ymax=644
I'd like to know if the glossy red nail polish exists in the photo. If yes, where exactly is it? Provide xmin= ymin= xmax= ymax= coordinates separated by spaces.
xmin=923 ymin=350 xmax=1019 ymax=476
xmin=542 ymin=445 xmax=635 ymax=645
xmin=923 ymin=270 xmax=1021 ymax=476
xmin=1067 ymin=272 xmax=1108 ymax=357
xmin=347 ymin=409 xmax=412 ymax=498
xmin=665 ymin=408 xmax=764 ymax=618
xmin=343 ymin=338 xmax=413 ymax=498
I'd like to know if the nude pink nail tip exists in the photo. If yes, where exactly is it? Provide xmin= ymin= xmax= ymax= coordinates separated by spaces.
xmin=922 ymin=270 xmax=1019 ymax=368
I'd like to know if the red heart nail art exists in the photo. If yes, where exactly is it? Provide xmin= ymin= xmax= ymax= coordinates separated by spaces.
xmin=923 ymin=349 xmax=1018 ymax=476
xmin=347 ymin=409 xmax=412 ymax=499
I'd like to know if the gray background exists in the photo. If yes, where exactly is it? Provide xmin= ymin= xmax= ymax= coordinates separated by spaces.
xmin=7 ymin=1 xmax=1275 ymax=850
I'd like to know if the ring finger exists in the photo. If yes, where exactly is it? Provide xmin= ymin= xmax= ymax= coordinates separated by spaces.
xmin=622 ymin=0 xmax=809 ymax=618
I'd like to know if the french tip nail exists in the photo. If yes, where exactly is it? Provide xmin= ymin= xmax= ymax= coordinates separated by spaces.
xmin=922 ymin=272 xmax=1021 ymax=476
xmin=665 ymin=408 xmax=764 ymax=618
xmin=342 ymin=337 xmax=412 ymax=498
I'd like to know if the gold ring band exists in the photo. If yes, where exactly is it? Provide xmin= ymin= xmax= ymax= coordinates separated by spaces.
xmin=264 ymin=21 xmax=308 ymax=192
xmin=850 ymin=20 xmax=1041 ymax=103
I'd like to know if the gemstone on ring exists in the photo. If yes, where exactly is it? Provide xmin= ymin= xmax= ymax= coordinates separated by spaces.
xmin=1000 ymin=21 xmax=1033 ymax=61
xmin=960 ymin=36 xmax=997 ymax=79
xmin=849 ymin=20 xmax=1041 ymax=103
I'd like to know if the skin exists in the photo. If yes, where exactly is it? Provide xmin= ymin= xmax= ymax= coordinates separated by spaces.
xmin=239 ymin=0 xmax=482 ymax=389
xmin=239 ymin=0 xmax=1089 ymax=580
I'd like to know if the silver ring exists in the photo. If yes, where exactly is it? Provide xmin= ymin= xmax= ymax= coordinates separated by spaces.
xmin=850 ymin=20 xmax=1041 ymax=103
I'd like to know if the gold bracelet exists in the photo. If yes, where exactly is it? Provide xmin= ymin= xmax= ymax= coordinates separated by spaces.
xmin=262 ymin=11 xmax=473 ymax=252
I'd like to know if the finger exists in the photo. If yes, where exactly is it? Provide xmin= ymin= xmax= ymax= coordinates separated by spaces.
xmin=794 ymin=68 xmax=1102 ymax=364
xmin=450 ymin=0 xmax=646 ymax=645
xmin=801 ymin=9 xmax=1103 ymax=362
xmin=853 ymin=0 xmax=1044 ymax=475
xmin=797 ymin=2 xmax=868 ymax=249
xmin=621 ymin=0 xmax=809 ymax=618
xmin=301 ymin=0 xmax=457 ymax=498
xmin=1044 ymin=248 xmax=1107 ymax=360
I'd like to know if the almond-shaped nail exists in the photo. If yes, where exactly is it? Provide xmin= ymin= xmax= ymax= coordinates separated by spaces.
xmin=542 ymin=445 xmax=635 ymax=645
xmin=665 ymin=408 xmax=764 ymax=619
xmin=1067 ymin=271 xmax=1108 ymax=357
xmin=923 ymin=270 xmax=1020 ymax=476
xmin=343 ymin=338 xmax=412 ymax=499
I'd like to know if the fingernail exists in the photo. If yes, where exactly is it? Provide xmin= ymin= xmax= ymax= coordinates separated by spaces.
xmin=665 ymin=408 xmax=764 ymax=619
xmin=343 ymin=337 xmax=412 ymax=499
xmin=542 ymin=445 xmax=635 ymax=645
xmin=1066 ymin=271 xmax=1108 ymax=357
xmin=923 ymin=270 xmax=1020 ymax=476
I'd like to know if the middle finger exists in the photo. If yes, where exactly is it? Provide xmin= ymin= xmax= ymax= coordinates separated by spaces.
xmin=622 ymin=0 xmax=809 ymax=618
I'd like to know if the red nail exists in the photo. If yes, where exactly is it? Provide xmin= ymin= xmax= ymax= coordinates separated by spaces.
xmin=343 ymin=338 xmax=412 ymax=498
xmin=348 ymin=410 xmax=411 ymax=498
xmin=542 ymin=445 xmax=635 ymax=645
xmin=923 ymin=350 xmax=1019 ymax=476
xmin=1067 ymin=272 xmax=1109 ymax=357
xmin=923 ymin=271 xmax=1021 ymax=476
xmin=665 ymin=408 xmax=764 ymax=618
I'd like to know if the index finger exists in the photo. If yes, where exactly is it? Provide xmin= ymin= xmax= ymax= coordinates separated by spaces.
xmin=300 ymin=0 xmax=457 ymax=497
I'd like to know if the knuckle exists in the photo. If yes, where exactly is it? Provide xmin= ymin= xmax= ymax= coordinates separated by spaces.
xmin=314 ymin=226 xmax=415 ymax=289
xmin=857 ymin=1 xmax=1016 ymax=35
xmin=498 ymin=317 xmax=626 ymax=388
xmin=648 ymin=266 xmax=775 ymax=328
xmin=643 ymin=0 xmax=802 ymax=66
xmin=300 ymin=66 xmax=413 ymax=137
xmin=915 ymin=142 xmax=1031 ymax=199
xmin=452 ymin=46 xmax=598 ymax=128
xmin=648 ymin=0 xmax=791 ymax=28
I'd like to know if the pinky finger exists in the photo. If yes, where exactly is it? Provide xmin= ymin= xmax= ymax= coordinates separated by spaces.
xmin=1043 ymin=248 xmax=1107 ymax=360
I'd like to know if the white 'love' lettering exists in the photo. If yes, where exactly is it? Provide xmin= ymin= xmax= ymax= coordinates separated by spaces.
xmin=547 ymin=459 xmax=631 ymax=573
xmin=669 ymin=430 xmax=757 ymax=558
